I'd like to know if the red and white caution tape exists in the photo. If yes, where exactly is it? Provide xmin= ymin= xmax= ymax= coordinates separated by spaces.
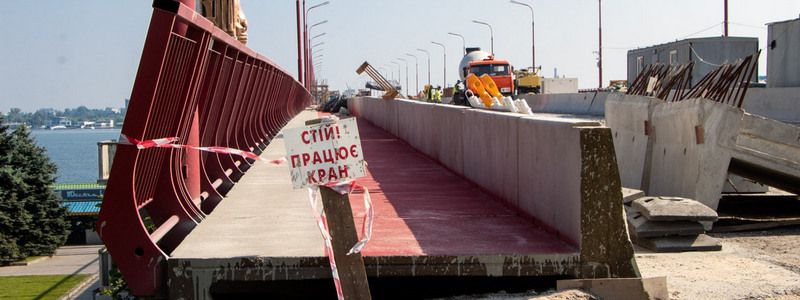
xmin=119 ymin=133 xmax=373 ymax=300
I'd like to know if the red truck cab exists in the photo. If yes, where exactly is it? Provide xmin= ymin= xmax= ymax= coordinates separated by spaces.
xmin=468 ymin=59 xmax=514 ymax=96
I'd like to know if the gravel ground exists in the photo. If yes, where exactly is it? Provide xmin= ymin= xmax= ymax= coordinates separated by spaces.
xmin=636 ymin=226 xmax=800 ymax=300
xmin=443 ymin=226 xmax=800 ymax=300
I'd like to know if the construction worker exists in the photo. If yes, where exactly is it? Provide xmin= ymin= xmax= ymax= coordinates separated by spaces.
xmin=434 ymin=86 xmax=442 ymax=103
xmin=452 ymin=80 xmax=467 ymax=106
xmin=427 ymin=85 xmax=435 ymax=102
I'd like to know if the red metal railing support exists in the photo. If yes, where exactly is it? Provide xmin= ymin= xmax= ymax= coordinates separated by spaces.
xmin=97 ymin=1 xmax=311 ymax=296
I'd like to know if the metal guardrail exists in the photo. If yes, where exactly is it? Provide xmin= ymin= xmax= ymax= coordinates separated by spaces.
xmin=96 ymin=1 xmax=311 ymax=296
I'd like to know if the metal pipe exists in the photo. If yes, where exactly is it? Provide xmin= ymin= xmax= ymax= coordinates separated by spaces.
xmin=431 ymin=41 xmax=446 ymax=87
xmin=472 ymin=20 xmax=494 ymax=56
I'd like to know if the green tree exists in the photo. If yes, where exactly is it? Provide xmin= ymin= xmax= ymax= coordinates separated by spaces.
xmin=0 ymin=115 xmax=30 ymax=264
xmin=7 ymin=125 xmax=68 ymax=257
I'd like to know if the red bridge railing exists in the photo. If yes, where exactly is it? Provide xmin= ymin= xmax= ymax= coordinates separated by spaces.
xmin=97 ymin=1 xmax=311 ymax=296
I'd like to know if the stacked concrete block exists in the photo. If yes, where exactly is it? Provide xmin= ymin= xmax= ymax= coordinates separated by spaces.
xmin=625 ymin=196 xmax=721 ymax=252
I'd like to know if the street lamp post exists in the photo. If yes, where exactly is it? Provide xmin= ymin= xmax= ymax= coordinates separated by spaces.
xmin=598 ymin=0 xmax=603 ymax=89
xmin=308 ymin=20 xmax=327 ymax=86
xmin=296 ymin=0 xmax=303 ymax=84
xmin=472 ymin=20 xmax=494 ymax=56
xmin=510 ymin=0 xmax=535 ymax=69
xmin=417 ymin=49 xmax=431 ymax=87
xmin=305 ymin=1 xmax=330 ymax=89
xmin=431 ymin=41 xmax=447 ymax=88
xmin=311 ymin=32 xmax=326 ymax=41
xmin=405 ymin=53 xmax=419 ymax=96
xmin=397 ymin=58 xmax=409 ymax=97
xmin=447 ymin=32 xmax=466 ymax=55
xmin=391 ymin=61 xmax=402 ymax=90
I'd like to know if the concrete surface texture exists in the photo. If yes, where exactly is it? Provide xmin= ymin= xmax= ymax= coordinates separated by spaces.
xmin=635 ymin=234 xmax=722 ymax=253
xmin=606 ymin=95 xmax=800 ymax=210
xmin=540 ymin=78 xmax=578 ymax=94
xmin=604 ymin=94 xmax=662 ymax=190
xmin=520 ymin=92 xmax=609 ymax=116
xmin=0 ymin=245 xmax=102 ymax=276
xmin=351 ymin=97 xmax=638 ymax=279
xmin=526 ymin=88 xmax=800 ymax=126
xmin=631 ymin=197 xmax=718 ymax=222
xmin=626 ymin=207 xmax=705 ymax=238
xmin=729 ymin=113 xmax=800 ymax=194
xmin=648 ymin=98 xmax=741 ymax=209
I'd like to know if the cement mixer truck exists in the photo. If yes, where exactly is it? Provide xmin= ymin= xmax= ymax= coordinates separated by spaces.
xmin=453 ymin=47 xmax=514 ymax=105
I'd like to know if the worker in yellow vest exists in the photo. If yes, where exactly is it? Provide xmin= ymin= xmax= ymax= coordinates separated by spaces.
xmin=434 ymin=86 xmax=442 ymax=103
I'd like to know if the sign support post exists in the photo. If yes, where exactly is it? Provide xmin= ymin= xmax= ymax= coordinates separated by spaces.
xmin=319 ymin=186 xmax=372 ymax=299
xmin=284 ymin=119 xmax=372 ymax=300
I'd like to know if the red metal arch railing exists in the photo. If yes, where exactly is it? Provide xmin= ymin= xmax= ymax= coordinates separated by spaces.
xmin=97 ymin=1 xmax=311 ymax=296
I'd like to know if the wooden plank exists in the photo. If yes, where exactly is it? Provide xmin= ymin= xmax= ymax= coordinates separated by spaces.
xmin=320 ymin=186 xmax=372 ymax=300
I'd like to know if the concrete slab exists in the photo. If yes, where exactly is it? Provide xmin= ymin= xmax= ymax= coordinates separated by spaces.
xmin=635 ymin=234 xmax=722 ymax=253
xmin=521 ymin=92 xmax=610 ymax=116
xmin=462 ymin=109 xmax=521 ymax=206
xmin=626 ymin=206 xmax=705 ymax=238
xmin=632 ymin=196 xmax=718 ymax=222
xmin=622 ymin=187 xmax=645 ymax=204
xmin=516 ymin=117 xmax=584 ymax=244
xmin=722 ymin=174 xmax=769 ymax=193
xmin=604 ymin=94 xmax=662 ymax=191
xmin=729 ymin=112 xmax=800 ymax=195
xmin=647 ymin=98 xmax=742 ymax=209
xmin=430 ymin=104 xmax=469 ymax=175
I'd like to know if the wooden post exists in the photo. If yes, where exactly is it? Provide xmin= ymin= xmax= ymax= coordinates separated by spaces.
xmin=319 ymin=187 xmax=372 ymax=299
xmin=305 ymin=118 xmax=371 ymax=299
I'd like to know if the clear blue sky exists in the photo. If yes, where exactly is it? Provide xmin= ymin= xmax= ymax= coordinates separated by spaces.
xmin=1 ymin=0 xmax=798 ymax=112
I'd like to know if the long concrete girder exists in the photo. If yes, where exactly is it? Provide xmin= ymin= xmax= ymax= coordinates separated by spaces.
xmin=167 ymin=107 xmax=606 ymax=299
xmin=606 ymin=95 xmax=800 ymax=210
xmin=349 ymin=98 xmax=638 ymax=279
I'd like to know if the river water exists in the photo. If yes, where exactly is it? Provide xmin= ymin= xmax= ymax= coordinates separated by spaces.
xmin=30 ymin=129 xmax=121 ymax=184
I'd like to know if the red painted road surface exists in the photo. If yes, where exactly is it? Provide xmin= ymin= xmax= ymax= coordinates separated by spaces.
xmin=346 ymin=117 xmax=577 ymax=257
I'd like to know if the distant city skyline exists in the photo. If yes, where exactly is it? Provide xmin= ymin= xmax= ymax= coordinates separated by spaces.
xmin=1 ymin=0 xmax=799 ymax=112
